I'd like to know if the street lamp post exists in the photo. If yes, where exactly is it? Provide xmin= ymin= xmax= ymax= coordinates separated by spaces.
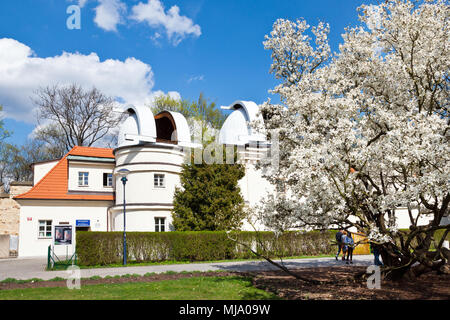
xmin=115 ymin=169 xmax=130 ymax=265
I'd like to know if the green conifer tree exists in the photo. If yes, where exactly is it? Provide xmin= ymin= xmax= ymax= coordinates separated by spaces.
xmin=172 ymin=154 xmax=246 ymax=231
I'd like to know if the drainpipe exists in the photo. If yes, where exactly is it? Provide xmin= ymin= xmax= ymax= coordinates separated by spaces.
xmin=106 ymin=205 xmax=114 ymax=232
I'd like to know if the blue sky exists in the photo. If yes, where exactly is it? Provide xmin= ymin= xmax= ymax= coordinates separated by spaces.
xmin=0 ymin=0 xmax=377 ymax=146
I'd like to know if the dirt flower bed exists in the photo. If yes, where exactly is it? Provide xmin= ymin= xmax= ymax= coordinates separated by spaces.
xmin=251 ymin=266 xmax=450 ymax=300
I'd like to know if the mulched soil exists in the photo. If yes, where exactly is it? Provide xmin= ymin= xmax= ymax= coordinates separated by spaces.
xmin=251 ymin=266 xmax=450 ymax=300
xmin=1 ymin=267 xmax=449 ymax=300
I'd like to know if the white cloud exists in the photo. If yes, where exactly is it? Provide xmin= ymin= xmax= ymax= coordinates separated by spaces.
xmin=187 ymin=75 xmax=205 ymax=83
xmin=78 ymin=0 xmax=89 ymax=7
xmin=67 ymin=0 xmax=201 ymax=45
xmin=0 ymin=38 xmax=176 ymax=123
xmin=167 ymin=91 xmax=182 ymax=101
xmin=68 ymin=0 xmax=90 ymax=8
xmin=94 ymin=0 xmax=127 ymax=32
xmin=131 ymin=0 xmax=201 ymax=45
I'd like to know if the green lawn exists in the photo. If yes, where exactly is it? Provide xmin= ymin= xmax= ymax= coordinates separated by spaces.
xmin=0 ymin=276 xmax=280 ymax=300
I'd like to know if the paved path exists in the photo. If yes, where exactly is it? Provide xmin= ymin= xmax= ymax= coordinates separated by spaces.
xmin=0 ymin=255 xmax=374 ymax=281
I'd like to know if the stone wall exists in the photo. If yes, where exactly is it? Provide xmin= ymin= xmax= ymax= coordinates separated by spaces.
xmin=0 ymin=182 xmax=32 ymax=236
xmin=9 ymin=182 xmax=33 ymax=199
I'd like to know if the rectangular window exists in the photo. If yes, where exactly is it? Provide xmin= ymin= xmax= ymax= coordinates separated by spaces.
xmin=154 ymin=174 xmax=165 ymax=188
xmin=103 ymin=173 xmax=113 ymax=187
xmin=38 ymin=220 xmax=52 ymax=238
xmin=155 ymin=217 xmax=166 ymax=232
xmin=78 ymin=172 xmax=89 ymax=186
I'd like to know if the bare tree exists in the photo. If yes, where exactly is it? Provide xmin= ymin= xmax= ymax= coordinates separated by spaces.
xmin=32 ymin=123 xmax=68 ymax=158
xmin=33 ymin=84 xmax=124 ymax=150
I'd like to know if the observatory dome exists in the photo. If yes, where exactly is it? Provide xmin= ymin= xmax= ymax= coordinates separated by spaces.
xmin=117 ymin=105 xmax=193 ymax=148
xmin=219 ymin=101 xmax=266 ymax=146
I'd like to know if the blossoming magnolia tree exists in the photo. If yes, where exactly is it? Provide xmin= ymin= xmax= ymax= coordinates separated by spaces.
xmin=258 ymin=0 xmax=449 ymax=279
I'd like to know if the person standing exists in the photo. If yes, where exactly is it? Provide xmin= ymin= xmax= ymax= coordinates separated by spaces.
xmin=335 ymin=229 xmax=344 ymax=260
xmin=345 ymin=231 xmax=354 ymax=264
xmin=341 ymin=231 xmax=348 ymax=261
xmin=370 ymin=242 xmax=383 ymax=266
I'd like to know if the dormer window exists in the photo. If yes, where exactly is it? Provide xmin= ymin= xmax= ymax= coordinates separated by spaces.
xmin=78 ymin=172 xmax=89 ymax=186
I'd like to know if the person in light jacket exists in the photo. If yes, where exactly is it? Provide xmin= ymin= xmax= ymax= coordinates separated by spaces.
xmin=340 ymin=231 xmax=348 ymax=261
xmin=344 ymin=231 xmax=354 ymax=264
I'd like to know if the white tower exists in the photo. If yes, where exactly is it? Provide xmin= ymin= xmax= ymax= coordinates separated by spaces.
xmin=219 ymin=101 xmax=274 ymax=230
xmin=110 ymin=105 xmax=194 ymax=232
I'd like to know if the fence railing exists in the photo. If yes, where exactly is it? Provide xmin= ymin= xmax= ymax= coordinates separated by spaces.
xmin=47 ymin=245 xmax=77 ymax=270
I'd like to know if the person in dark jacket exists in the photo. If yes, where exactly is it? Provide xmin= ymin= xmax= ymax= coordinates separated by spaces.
xmin=370 ymin=242 xmax=383 ymax=266
xmin=335 ymin=229 xmax=344 ymax=260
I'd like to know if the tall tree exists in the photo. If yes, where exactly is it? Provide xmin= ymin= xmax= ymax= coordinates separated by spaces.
xmin=150 ymin=93 xmax=226 ymax=143
xmin=0 ymin=143 xmax=16 ymax=185
xmin=0 ymin=105 xmax=13 ymax=186
xmin=0 ymin=105 xmax=11 ymax=143
xmin=172 ymin=151 xmax=246 ymax=231
xmin=32 ymin=123 xmax=68 ymax=159
xmin=33 ymin=84 xmax=124 ymax=151
xmin=0 ymin=139 xmax=61 ymax=184
xmin=0 ymin=105 xmax=66 ymax=186
xmin=259 ymin=0 xmax=449 ymax=280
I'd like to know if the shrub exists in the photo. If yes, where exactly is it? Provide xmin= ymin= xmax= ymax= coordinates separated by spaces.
xmin=76 ymin=230 xmax=338 ymax=266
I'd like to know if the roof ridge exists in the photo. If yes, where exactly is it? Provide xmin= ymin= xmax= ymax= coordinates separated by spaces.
xmin=68 ymin=145 xmax=115 ymax=158
xmin=70 ymin=146 xmax=114 ymax=151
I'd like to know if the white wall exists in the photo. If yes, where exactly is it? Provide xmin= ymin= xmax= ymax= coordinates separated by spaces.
xmin=391 ymin=208 xmax=434 ymax=229
xmin=114 ymin=145 xmax=184 ymax=206
xmin=17 ymin=200 xmax=111 ymax=257
xmin=111 ymin=145 xmax=184 ymax=232
xmin=33 ymin=160 xmax=59 ymax=185
xmin=115 ymin=146 xmax=185 ymax=168
xmin=111 ymin=206 xmax=174 ymax=232
xmin=68 ymin=162 xmax=115 ymax=193
xmin=237 ymin=147 xmax=274 ymax=231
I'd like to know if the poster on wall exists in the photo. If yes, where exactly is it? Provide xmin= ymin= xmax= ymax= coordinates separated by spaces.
xmin=54 ymin=225 xmax=73 ymax=246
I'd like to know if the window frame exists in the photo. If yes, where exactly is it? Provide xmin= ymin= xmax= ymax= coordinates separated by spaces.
xmin=78 ymin=172 xmax=89 ymax=187
xmin=153 ymin=173 xmax=166 ymax=189
xmin=103 ymin=172 xmax=113 ymax=188
xmin=154 ymin=217 xmax=166 ymax=232
xmin=38 ymin=220 xmax=52 ymax=239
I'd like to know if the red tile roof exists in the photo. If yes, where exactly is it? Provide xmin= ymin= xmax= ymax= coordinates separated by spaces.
xmin=15 ymin=146 xmax=115 ymax=201
xmin=69 ymin=146 xmax=115 ymax=159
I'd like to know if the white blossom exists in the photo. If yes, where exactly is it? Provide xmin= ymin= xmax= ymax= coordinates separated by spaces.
xmin=259 ymin=0 xmax=449 ymax=247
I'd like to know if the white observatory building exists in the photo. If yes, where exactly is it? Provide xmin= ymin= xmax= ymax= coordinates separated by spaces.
xmin=110 ymin=101 xmax=272 ymax=233
xmin=13 ymin=100 xmax=440 ymax=257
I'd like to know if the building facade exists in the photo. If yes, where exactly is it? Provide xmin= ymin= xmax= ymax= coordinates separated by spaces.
xmin=13 ymin=101 xmax=271 ymax=257
xmin=11 ymin=100 xmax=445 ymax=257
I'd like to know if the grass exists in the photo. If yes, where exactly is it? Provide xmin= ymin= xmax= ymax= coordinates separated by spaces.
xmin=56 ymin=254 xmax=335 ymax=271
xmin=0 ymin=278 xmax=44 ymax=284
xmin=0 ymin=276 xmax=280 ymax=300
xmin=0 ymin=270 xmax=229 ymax=284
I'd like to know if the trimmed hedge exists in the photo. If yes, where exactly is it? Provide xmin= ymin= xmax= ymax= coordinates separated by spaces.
xmin=396 ymin=228 xmax=450 ymax=250
xmin=76 ymin=230 xmax=338 ymax=266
